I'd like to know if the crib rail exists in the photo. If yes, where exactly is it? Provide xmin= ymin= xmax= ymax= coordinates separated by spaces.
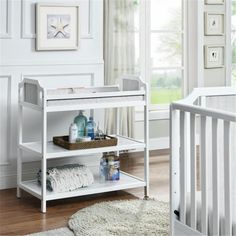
xmin=170 ymin=87 xmax=236 ymax=236
xmin=172 ymin=103 xmax=236 ymax=122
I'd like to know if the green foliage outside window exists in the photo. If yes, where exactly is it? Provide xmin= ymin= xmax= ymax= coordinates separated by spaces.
xmin=151 ymin=72 xmax=182 ymax=104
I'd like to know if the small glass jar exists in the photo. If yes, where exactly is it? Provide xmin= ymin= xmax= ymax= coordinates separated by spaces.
xmin=99 ymin=153 xmax=108 ymax=182
xmin=99 ymin=152 xmax=120 ymax=181
xmin=107 ymin=152 xmax=120 ymax=181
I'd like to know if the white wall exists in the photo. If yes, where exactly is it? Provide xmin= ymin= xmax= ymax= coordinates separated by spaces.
xmin=204 ymin=1 xmax=226 ymax=86
xmin=187 ymin=0 xmax=228 ymax=88
xmin=0 ymin=0 xmax=104 ymax=189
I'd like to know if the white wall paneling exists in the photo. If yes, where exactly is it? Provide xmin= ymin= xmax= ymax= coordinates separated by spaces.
xmin=0 ymin=0 xmax=104 ymax=189
xmin=21 ymin=0 xmax=38 ymax=39
xmin=0 ymin=76 xmax=11 ymax=166
xmin=0 ymin=65 xmax=104 ymax=190
xmin=1 ymin=0 xmax=103 ymax=66
xmin=225 ymin=0 xmax=232 ymax=86
xmin=0 ymin=0 xmax=12 ymax=38
xmin=203 ymin=0 xmax=226 ymax=86
xmin=21 ymin=0 xmax=93 ymax=39
xmin=79 ymin=0 xmax=93 ymax=39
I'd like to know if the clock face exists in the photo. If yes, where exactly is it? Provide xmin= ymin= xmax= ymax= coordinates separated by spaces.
xmin=47 ymin=14 xmax=71 ymax=39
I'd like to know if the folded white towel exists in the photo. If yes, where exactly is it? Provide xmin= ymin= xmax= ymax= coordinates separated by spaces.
xmin=37 ymin=164 xmax=94 ymax=193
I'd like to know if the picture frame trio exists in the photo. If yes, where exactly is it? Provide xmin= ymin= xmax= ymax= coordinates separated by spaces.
xmin=204 ymin=0 xmax=225 ymax=68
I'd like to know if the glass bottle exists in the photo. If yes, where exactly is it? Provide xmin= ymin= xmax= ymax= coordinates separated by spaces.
xmin=74 ymin=110 xmax=87 ymax=137
xmin=86 ymin=117 xmax=96 ymax=140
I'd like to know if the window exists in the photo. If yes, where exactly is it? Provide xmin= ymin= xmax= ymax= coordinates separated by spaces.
xmin=232 ymin=0 xmax=236 ymax=87
xmin=134 ymin=0 xmax=185 ymax=110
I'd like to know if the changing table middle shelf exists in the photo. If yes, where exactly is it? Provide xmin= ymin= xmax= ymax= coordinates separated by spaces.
xmin=19 ymin=135 xmax=145 ymax=159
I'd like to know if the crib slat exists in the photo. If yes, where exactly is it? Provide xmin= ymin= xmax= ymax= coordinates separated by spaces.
xmin=224 ymin=121 xmax=232 ymax=236
xmin=212 ymin=118 xmax=219 ymax=236
xmin=180 ymin=111 xmax=186 ymax=224
xmin=200 ymin=115 xmax=208 ymax=234
xmin=190 ymin=113 xmax=197 ymax=229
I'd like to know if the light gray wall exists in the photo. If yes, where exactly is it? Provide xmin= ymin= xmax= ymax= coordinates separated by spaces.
xmin=0 ymin=0 xmax=104 ymax=189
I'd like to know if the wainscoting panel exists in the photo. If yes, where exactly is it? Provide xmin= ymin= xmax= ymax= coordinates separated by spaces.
xmin=0 ymin=64 xmax=104 ymax=189
xmin=0 ymin=0 xmax=12 ymax=38
xmin=0 ymin=0 xmax=104 ymax=189
xmin=0 ymin=76 xmax=11 ymax=166
xmin=1 ymin=0 xmax=103 ymax=66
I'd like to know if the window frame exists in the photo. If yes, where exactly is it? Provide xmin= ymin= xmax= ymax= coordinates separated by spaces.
xmin=138 ymin=0 xmax=187 ymax=111
xmin=226 ymin=0 xmax=236 ymax=86
xmin=231 ymin=0 xmax=236 ymax=86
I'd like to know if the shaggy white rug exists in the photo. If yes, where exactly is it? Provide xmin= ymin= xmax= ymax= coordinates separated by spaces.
xmin=27 ymin=199 xmax=169 ymax=236
xmin=68 ymin=199 xmax=169 ymax=236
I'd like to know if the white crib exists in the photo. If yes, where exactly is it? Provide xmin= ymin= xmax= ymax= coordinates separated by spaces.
xmin=170 ymin=87 xmax=236 ymax=236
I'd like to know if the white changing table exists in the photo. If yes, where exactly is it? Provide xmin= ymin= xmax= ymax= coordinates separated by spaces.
xmin=17 ymin=76 xmax=149 ymax=213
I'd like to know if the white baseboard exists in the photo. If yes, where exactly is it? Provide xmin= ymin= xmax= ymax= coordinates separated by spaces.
xmin=149 ymin=137 xmax=169 ymax=150
xmin=134 ymin=137 xmax=169 ymax=152
xmin=0 ymin=171 xmax=36 ymax=190
xmin=0 ymin=155 xmax=101 ymax=190
xmin=0 ymin=175 xmax=17 ymax=190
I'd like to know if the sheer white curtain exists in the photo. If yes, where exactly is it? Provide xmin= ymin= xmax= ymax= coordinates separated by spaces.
xmin=104 ymin=0 xmax=136 ymax=137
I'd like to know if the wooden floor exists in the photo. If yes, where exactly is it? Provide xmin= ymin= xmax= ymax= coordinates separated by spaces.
xmin=0 ymin=152 xmax=169 ymax=235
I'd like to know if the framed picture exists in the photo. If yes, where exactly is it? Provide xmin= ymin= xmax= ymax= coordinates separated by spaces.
xmin=36 ymin=3 xmax=79 ymax=51
xmin=205 ymin=12 xmax=224 ymax=35
xmin=204 ymin=45 xmax=224 ymax=69
xmin=205 ymin=0 xmax=224 ymax=5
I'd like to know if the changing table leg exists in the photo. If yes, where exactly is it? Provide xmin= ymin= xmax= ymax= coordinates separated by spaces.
xmin=41 ymin=157 xmax=47 ymax=213
xmin=41 ymin=104 xmax=47 ymax=213
xmin=17 ymin=149 xmax=22 ymax=198
xmin=116 ymin=108 xmax=120 ymax=157
xmin=41 ymin=199 xmax=46 ymax=213
xmin=17 ymin=100 xmax=23 ymax=198
xmin=144 ymin=91 xmax=149 ymax=198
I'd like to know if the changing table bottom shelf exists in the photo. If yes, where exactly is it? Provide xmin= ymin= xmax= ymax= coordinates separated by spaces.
xmin=19 ymin=172 xmax=146 ymax=201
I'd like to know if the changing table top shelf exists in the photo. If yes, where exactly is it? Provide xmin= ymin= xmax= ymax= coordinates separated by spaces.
xmin=19 ymin=77 xmax=148 ymax=111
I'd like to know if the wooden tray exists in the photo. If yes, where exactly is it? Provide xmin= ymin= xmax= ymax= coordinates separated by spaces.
xmin=53 ymin=135 xmax=118 ymax=150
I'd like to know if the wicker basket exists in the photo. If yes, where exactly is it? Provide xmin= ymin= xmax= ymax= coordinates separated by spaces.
xmin=53 ymin=135 xmax=118 ymax=150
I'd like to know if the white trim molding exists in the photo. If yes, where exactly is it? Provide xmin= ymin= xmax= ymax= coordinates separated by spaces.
xmin=135 ymin=110 xmax=169 ymax=122
xmin=134 ymin=137 xmax=169 ymax=152
xmin=0 ymin=154 xmax=101 ymax=190
xmin=0 ymin=75 xmax=12 ymax=167
xmin=21 ymin=0 xmax=37 ymax=39
xmin=197 ymin=0 xmax=204 ymax=87
xmin=21 ymin=72 xmax=95 ymax=87
xmin=149 ymin=137 xmax=169 ymax=150
xmin=81 ymin=0 xmax=94 ymax=39
xmin=225 ymin=0 xmax=232 ymax=86
xmin=0 ymin=0 xmax=12 ymax=39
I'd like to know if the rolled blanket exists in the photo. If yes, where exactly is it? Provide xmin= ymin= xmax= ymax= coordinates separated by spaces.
xmin=37 ymin=164 xmax=94 ymax=193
